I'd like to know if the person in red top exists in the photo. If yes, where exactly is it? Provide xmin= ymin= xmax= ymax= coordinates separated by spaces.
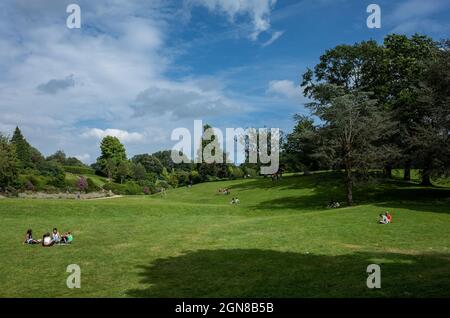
xmin=385 ymin=212 xmax=392 ymax=223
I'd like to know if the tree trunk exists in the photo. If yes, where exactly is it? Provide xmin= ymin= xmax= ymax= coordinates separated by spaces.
xmin=346 ymin=177 xmax=353 ymax=206
xmin=404 ymin=160 xmax=411 ymax=181
xmin=345 ymin=165 xmax=353 ymax=206
xmin=420 ymin=159 xmax=433 ymax=186
xmin=384 ymin=165 xmax=392 ymax=179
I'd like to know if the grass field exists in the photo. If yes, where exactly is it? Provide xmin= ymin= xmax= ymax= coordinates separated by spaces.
xmin=1 ymin=172 xmax=449 ymax=298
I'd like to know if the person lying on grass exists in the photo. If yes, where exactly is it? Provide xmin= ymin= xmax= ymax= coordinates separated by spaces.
xmin=42 ymin=232 xmax=55 ymax=247
xmin=378 ymin=213 xmax=392 ymax=224
xmin=24 ymin=229 xmax=41 ymax=244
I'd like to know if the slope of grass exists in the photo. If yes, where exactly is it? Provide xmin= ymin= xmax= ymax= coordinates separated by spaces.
xmin=0 ymin=173 xmax=449 ymax=297
xmin=65 ymin=172 xmax=108 ymax=187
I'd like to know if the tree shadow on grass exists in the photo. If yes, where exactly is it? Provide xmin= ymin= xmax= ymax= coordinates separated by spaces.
xmin=232 ymin=174 xmax=450 ymax=213
xmin=126 ymin=249 xmax=450 ymax=298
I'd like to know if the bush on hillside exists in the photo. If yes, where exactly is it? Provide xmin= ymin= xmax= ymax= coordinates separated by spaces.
xmin=103 ymin=181 xmax=143 ymax=195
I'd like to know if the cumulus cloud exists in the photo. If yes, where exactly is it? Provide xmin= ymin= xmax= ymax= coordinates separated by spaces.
xmin=81 ymin=128 xmax=145 ymax=143
xmin=133 ymin=82 xmax=238 ymax=120
xmin=37 ymin=74 xmax=76 ymax=94
xmin=186 ymin=0 xmax=277 ymax=40
xmin=267 ymin=80 xmax=301 ymax=99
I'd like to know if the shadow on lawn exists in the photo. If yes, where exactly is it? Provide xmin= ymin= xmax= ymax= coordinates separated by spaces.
xmin=126 ymin=249 xmax=450 ymax=298
xmin=231 ymin=174 xmax=450 ymax=213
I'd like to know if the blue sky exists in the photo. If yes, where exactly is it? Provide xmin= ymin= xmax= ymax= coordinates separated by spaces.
xmin=0 ymin=0 xmax=449 ymax=163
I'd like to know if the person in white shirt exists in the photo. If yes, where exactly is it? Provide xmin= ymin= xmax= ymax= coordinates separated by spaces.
xmin=378 ymin=214 xmax=388 ymax=224
xmin=42 ymin=232 xmax=54 ymax=247
xmin=52 ymin=228 xmax=61 ymax=244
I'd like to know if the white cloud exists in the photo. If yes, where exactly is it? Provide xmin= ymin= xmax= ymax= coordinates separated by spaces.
xmin=133 ymin=81 xmax=239 ymax=120
xmin=186 ymin=0 xmax=277 ymax=40
xmin=267 ymin=80 xmax=301 ymax=99
xmin=75 ymin=153 xmax=91 ymax=163
xmin=82 ymin=128 xmax=145 ymax=143
xmin=388 ymin=0 xmax=450 ymax=34
xmin=0 ymin=1 xmax=248 ymax=161
xmin=262 ymin=30 xmax=284 ymax=47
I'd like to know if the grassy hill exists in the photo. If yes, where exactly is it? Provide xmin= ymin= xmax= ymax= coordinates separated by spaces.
xmin=0 ymin=172 xmax=449 ymax=297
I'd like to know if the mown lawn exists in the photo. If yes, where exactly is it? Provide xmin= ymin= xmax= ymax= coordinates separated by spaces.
xmin=0 ymin=173 xmax=449 ymax=297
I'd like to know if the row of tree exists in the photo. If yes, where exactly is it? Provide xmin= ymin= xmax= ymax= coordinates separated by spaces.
xmin=282 ymin=34 xmax=450 ymax=205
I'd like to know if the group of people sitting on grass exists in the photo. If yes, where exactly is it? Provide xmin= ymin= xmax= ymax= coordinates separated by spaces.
xmin=24 ymin=228 xmax=73 ymax=247
xmin=230 ymin=197 xmax=240 ymax=205
xmin=218 ymin=188 xmax=231 ymax=195
xmin=378 ymin=212 xmax=393 ymax=224
xmin=327 ymin=200 xmax=341 ymax=209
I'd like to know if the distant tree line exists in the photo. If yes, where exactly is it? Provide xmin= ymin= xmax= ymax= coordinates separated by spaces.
xmin=0 ymin=124 xmax=254 ymax=195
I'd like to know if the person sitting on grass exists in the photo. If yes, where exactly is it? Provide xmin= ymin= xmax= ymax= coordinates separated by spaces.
xmin=61 ymin=231 xmax=73 ymax=244
xmin=230 ymin=198 xmax=235 ymax=204
xmin=385 ymin=212 xmax=392 ymax=223
xmin=42 ymin=232 xmax=54 ymax=247
xmin=24 ymin=229 xmax=40 ymax=245
xmin=234 ymin=198 xmax=240 ymax=204
xmin=378 ymin=214 xmax=388 ymax=224
xmin=52 ymin=228 xmax=61 ymax=244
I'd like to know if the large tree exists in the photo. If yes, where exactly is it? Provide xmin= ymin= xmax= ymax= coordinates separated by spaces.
xmin=307 ymin=86 xmax=396 ymax=205
xmin=406 ymin=40 xmax=450 ymax=185
xmin=283 ymin=115 xmax=323 ymax=173
xmin=382 ymin=34 xmax=440 ymax=181
xmin=132 ymin=154 xmax=164 ymax=175
xmin=95 ymin=136 xmax=127 ymax=179
xmin=302 ymin=34 xmax=442 ymax=182
xmin=0 ymin=135 xmax=19 ymax=189
xmin=116 ymin=160 xmax=131 ymax=184
xmin=10 ymin=127 xmax=32 ymax=169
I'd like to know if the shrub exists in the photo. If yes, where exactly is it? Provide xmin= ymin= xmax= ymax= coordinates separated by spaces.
xmin=230 ymin=167 xmax=244 ymax=179
xmin=138 ymin=180 xmax=157 ymax=194
xmin=189 ymin=171 xmax=202 ymax=184
xmin=77 ymin=176 xmax=89 ymax=192
xmin=176 ymin=171 xmax=190 ymax=186
xmin=103 ymin=181 xmax=143 ymax=195
xmin=243 ymin=167 xmax=258 ymax=178
xmin=124 ymin=181 xmax=142 ymax=195
xmin=25 ymin=180 xmax=35 ymax=191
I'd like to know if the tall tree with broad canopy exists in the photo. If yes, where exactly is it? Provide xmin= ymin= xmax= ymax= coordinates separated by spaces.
xmin=0 ymin=135 xmax=19 ymax=188
xmin=306 ymin=86 xmax=396 ymax=206
xmin=407 ymin=40 xmax=450 ymax=185
xmin=283 ymin=115 xmax=324 ymax=173
xmin=96 ymin=136 xmax=127 ymax=180
xmin=383 ymin=34 xmax=440 ymax=181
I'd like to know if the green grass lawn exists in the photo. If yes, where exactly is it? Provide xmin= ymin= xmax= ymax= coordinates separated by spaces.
xmin=1 ymin=173 xmax=449 ymax=298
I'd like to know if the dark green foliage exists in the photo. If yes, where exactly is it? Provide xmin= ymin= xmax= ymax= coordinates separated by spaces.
xmin=103 ymin=181 xmax=143 ymax=195
xmin=132 ymin=162 xmax=147 ymax=181
xmin=152 ymin=150 xmax=192 ymax=172
xmin=0 ymin=135 xmax=20 ymax=189
xmin=95 ymin=136 xmax=127 ymax=179
xmin=10 ymin=127 xmax=32 ymax=169
xmin=132 ymin=154 xmax=164 ymax=175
